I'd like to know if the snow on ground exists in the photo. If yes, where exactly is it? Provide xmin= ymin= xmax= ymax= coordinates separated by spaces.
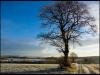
xmin=82 ymin=64 xmax=90 ymax=74
xmin=1 ymin=63 xmax=100 ymax=74
xmin=84 ymin=64 xmax=100 ymax=74
xmin=1 ymin=63 xmax=68 ymax=74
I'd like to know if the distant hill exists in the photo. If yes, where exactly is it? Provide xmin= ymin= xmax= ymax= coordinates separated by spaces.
xmin=0 ymin=55 xmax=44 ymax=59
xmin=0 ymin=55 xmax=99 ymax=64
xmin=77 ymin=56 xmax=100 ymax=64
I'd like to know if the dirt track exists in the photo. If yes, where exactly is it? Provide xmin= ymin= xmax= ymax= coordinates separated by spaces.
xmin=77 ymin=64 xmax=100 ymax=74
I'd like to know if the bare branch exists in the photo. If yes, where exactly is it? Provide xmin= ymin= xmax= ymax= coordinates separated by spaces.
xmin=38 ymin=1 xmax=97 ymax=55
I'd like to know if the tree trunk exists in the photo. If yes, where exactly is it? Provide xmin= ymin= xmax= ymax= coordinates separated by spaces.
xmin=60 ymin=24 xmax=71 ymax=67
xmin=63 ymin=42 xmax=71 ymax=67
xmin=63 ymin=51 xmax=71 ymax=67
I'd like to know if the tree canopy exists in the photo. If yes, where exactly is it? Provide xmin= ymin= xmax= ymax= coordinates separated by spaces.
xmin=38 ymin=1 xmax=97 ymax=67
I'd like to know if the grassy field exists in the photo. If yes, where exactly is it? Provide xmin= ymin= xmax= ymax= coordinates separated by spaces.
xmin=1 ymin=63 xmax=59 ymax=73
xmin=1 ymin=63 xmax=100 ymax=74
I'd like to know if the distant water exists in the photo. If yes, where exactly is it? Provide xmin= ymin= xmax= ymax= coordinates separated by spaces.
xmin=32 ymin=59 xmax=46 ymax=62
xmin=1 ymin=58 xmax=46 ymax=62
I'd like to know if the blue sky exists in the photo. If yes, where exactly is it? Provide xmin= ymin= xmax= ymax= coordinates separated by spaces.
xmin=1 ymin=1 xmax=99 ymax=57
xmin=1 ymin=1 xmax=53 ymax=40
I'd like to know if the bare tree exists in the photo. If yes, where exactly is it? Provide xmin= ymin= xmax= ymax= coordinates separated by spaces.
xmin=70 ymin=52 xmax=78 ymax=63
xmin=38 ymin=1 xmax=97 ymax=67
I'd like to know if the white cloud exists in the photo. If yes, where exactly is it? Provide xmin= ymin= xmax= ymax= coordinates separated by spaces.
xmin=81 ymin=44 xmax=99 ymax=48
xmin=70 ymin=43 xmax=99 ymax=57
xmin=41 ymin=44 xmax=62 ymax=57
xmin=88 ymin=2 xmax=99 ymax=34
xmin=71 ymin=2 xmax=99 ymax=57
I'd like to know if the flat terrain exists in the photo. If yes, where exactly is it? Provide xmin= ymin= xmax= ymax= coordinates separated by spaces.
xmin=0 ymin=63 xmax=100 ymax=74
xmin=77 ymin=64 xmax=100 ymax=74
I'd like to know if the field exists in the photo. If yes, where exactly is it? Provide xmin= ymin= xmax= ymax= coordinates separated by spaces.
xmin=1 ymin=63 xmax=100 ymax=74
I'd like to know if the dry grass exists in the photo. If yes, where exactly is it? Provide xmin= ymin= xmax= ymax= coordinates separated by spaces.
xmin=91 ymin=64 xmax=100 ymax=70
xmin=64 ymin=63 xmax=77 ymax=74
xmin=1 ymin=63 xmax=58 ymax=73
xmin=1 ymin=63 xmax=76 ymax=74
xmin=1 ymin=63 xmax=99 ymax=74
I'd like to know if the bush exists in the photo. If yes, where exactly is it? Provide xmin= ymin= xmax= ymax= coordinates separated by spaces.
xmin=58 ymin=56 xmax=73 ymax=69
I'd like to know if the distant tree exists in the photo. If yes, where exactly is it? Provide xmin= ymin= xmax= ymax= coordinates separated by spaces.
xmin=84 ymin=58 xmax=95 ymax=64
xmin=38 ymin=1 xmax=97 ymax=67
xmin=70 ymin=52 xmax=78 ymax=63
xmin=84 ymin=58 xmax=88 ymax=64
